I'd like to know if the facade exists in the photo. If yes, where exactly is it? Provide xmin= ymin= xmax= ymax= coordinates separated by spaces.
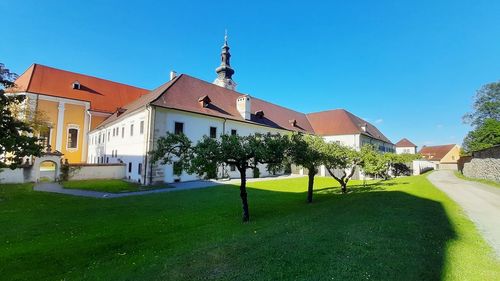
xmin=87 ymin=37 xmax=394 ymax=184
xmin=419 ymin=144 xmax=461 ymax=170
xmin=10 ymin=64 xmax=149 ymax=163
xmin=395 ymin=138 xmax=417 ymax=154
xmin=12 ymin=36 xmax=394 ymax=184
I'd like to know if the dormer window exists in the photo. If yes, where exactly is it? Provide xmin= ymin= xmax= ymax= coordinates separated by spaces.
xmin=255 ymin=110 xmax=265 ymax=119
xmin=198 ymin=95 xmax=211 ymax=108
xmin=289 ymin=119 xmax=297 ymax=127
xmin=116 ymin=107 xmax=126 ymax=117
xmin=72 ymin=81 xmax=81 ymax=90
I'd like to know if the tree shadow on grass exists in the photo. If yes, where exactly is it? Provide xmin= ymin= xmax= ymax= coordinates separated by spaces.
xmin=314 ymin=181 xmax=410 ymax=196
xmin=163 ymin=186 xmax=455 ymax=281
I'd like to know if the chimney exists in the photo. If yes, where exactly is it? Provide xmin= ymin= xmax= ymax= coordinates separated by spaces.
xmin=361 ymin=123 xmax=367 ymax=132
xmin=236 ymin=95 xmax=251 ymax=120
xmin=170 ymin=70 xmax=177 ymax=81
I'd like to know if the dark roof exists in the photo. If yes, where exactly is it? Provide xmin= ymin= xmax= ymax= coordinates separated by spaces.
xmin=395 ymin=138 xmax=417 ymax=147
xmin=12 ymin=64 xmax=149 ymax=113
xmin=419 ymin=144 xmax=457 ymax=160
xmin=306 ymin=109 xmax=393 ymax=144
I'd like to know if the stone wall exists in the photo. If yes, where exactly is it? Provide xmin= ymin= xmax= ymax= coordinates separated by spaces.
xmin=463 ymin=158 xmax=500 ymax=182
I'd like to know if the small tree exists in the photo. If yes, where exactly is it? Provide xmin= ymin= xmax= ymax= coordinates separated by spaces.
xmin=288 ymin=134 xmax=325 ymax=203
xmin=0 ymin=63 xmax=43 ymax=169
xmin=360 ymin=145 xmax=388 ymax=180
xmin=322 ymin=142 xmax=362 ymax=193
xmin=151 ymin=132 xmax=289 ymax=222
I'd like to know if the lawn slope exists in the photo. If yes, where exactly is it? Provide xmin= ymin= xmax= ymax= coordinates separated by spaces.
xmin=0 ymin=176 xmax=499 ymax=280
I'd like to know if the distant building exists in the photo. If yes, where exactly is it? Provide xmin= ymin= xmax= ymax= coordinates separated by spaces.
xmin=395 ymin=138 xmax=417 ymax=154
xmin=419 ymin=144 xmax=461 ymax=170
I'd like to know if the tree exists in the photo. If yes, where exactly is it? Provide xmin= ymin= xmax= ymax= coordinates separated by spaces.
xmin=151 ymin=132 xmax=290 ymax=222
xmin=288 ymin=134 xmax=325 ymax=203
xmin=322 ymin=142 xmax=362 ymax=193
xmin=360 ymin=145 xmax=388 ymax=180
xmin=463 ymin=81 xmax=500 ymax=127
xmin=462 ymin=118 xmax=500 ymax=152
xmin=0 ymin=63 xmax=43 ymax=169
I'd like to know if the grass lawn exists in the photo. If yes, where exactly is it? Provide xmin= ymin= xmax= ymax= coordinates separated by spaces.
xmin=454 ymin=171 xmax=500 ymax=188
xmin=61 ymin=179 xmax=165 ymax=193
xmin=1 ymin=175 xmax=499 ymax=280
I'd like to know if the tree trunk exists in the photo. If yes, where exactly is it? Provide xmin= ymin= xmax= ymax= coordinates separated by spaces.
xmin=307 ymin=170 xmax=315 ymax=203
xmin=238 ymin=167 xmax=250 ymax=222
xmin=341 ymin=182 xmax=347 ymax=194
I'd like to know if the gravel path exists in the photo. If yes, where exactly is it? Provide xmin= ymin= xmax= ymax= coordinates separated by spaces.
xmin=33 ymin=174 xmax=305 ymax=199
xmin=427 ymin=170 xmax=500 ymax=258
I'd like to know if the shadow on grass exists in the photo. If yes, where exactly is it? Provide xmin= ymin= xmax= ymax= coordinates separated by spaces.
xmin=163 ymin=184 xmax=455 ymax=281
xmin=315 ymin=181 xmax=410 ymax=195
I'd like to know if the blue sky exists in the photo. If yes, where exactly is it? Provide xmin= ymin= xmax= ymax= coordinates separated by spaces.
xmin=2 ymin=0 xmax=499 ymax=148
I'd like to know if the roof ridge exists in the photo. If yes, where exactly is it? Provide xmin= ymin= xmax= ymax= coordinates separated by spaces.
xmin=31 ymin=63 xmax=149 ymax=92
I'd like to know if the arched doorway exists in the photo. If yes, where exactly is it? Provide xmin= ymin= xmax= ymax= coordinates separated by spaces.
xmin=39 ymin=160 xmax=57 ymax=182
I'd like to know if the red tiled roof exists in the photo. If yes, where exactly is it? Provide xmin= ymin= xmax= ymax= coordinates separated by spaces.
xmin=306 ymin=109 xmax=393 ymax=144
xmin=12 ymin=64 xmax=149 ymax=113
xmin=395 ymin=138 xmax=417 ymax=147
xmin=419 ymin=144 xmax=456 ymax=160
xmin=148 ymin=74 xmax=315 ymax=133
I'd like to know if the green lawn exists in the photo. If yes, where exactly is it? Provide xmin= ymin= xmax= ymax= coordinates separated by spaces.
xmin=1 ymin=175 xmax=499 ymax=280
xmin=454 ymin=171 xmax=500 ymax=188
xmin=62 ymin=179 xmax=164 ymax=193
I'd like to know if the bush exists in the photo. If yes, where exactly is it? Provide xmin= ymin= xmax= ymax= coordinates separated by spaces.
xmin=253 ymin=167 xmax=260 ymax=178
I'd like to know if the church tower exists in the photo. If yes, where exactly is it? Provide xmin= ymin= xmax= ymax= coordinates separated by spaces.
xmin=213 ymin=32 xmax=237 ymax=90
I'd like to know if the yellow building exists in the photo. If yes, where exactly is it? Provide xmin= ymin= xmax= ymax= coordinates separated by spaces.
xmin=419 ymin=144 xmax=461 ymax=170
xmin=11 ymin=64 xmax=149 ymax=163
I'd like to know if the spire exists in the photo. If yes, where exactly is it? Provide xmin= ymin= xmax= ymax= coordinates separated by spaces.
xmin=213 ymin=31 xmax=237 ymax=90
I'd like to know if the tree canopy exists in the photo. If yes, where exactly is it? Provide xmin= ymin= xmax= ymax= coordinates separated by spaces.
xmin=322 ymin=142 xmax=362 ymax=193
xmin=462 ymin=118 xmax=500 ymax=152
xmin=463 ymin=81 xmax=500 ymax=127
xmin=0 ymin=63 xmax=43 ymax=169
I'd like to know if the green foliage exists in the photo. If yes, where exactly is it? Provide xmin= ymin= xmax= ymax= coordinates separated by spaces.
xmin=150 ymin=132 xmax=192 ymax=172
xmin=462 ymin=118 xmax=500 ymax=153
xmin=0 ymin=63 xmax=43 ymax=169
xmin=463 ymin=81 xmax=500 ymax=127
xmin=288 ymin=134 xmax=324 ymax=175
xmin=322 ymin=141 xmax=362 ymax=193
xmin=253 ymin=167 xmax=260 ymax=178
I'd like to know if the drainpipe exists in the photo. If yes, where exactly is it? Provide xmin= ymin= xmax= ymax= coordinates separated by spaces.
xmin=145 ymin=105 xmax=156 ymax=185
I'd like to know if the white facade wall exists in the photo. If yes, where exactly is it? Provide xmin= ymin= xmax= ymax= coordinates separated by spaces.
xmin=87 ymin=109 xmax=150 ymax=183
xmin=0 ymin=168 xmax=27 ymax=183
xmin=152 ymin=108 xmax=288 ymax=183
xmin=396 ymin=147 xmax=417 ymax=154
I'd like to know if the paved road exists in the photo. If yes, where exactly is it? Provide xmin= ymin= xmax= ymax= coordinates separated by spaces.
xmin=33 ymin=174 xmax=305 ymax=199
xmin=427 ymin=170 xmax=500 ymax=258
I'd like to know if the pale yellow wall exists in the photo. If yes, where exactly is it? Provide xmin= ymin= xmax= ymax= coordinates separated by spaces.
xmin=441 ymin=145 xmax=460 ymax=163
xmin=60 ymin=103 xmax=86 ymax=163
xmin=36 ymin=99 xmax=59 ymax=149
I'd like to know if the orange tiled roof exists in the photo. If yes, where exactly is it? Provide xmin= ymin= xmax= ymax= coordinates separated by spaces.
xmin=13 ymin=64 xmax=149 ymax=113
xmin=306 ymin=109 xmax=393 ymax=144
xmin=419 ymin=144 xmax=456 ymax=160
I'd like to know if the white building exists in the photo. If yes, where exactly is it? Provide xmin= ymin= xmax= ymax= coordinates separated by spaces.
xmin=87 ymin=36 xmax=394 ymax=184
xmin=395 ymin=138 xmax=417 ymax=154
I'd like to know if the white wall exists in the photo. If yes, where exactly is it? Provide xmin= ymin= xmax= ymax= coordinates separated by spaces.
xmin=412 ymin=160 xmax=437 ymax=175
xmin=152 ymin=108 xmax=288 ymax=183
xmin=396 ymin=147 xmax=417 ymax=154
xmin=0 ymin=168 xmax=27 ymax=183
xmin=88 ymin=108 xmax=149 ymax=183
xmin=68 ymin=164 xmax=126 ymax=180
xmin=323 ymin=134 xmax=361 ymax=150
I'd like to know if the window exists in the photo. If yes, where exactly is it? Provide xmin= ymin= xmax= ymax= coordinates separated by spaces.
xmin=106 ymin=157 xmax=109 ymax=163
xmin=174 ymin=122 xmax=184 ymax=135
xmin=210 ymin=127 xmax=217 ymax=138
xmin=140 ymin=120 xmax=144 ymax=134
xmin=40 ymin=128 xmax=51 ymax=149
xmin=230 ymin=164 xmax=236 ymax=171
xmin=128 ymin=162 xmax=132 ymax=173
xmin=231 ymin=129 xmax=237 ymax=136
xmin=67 ymin=128 xmax=79 ymax=149
xmin=130 ymin=124 xmax=134 ymax=136
xmin=122 ymin=127 xmax=125 ymax=138
xmin=138 ymin=163 xmax=142 ymax=175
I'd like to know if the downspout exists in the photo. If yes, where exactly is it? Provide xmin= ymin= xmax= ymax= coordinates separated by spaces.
xmin=86 ymin=110 xmax=92 ymax=163
xmin=146 ymin=105 xmax=156 ymax=185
